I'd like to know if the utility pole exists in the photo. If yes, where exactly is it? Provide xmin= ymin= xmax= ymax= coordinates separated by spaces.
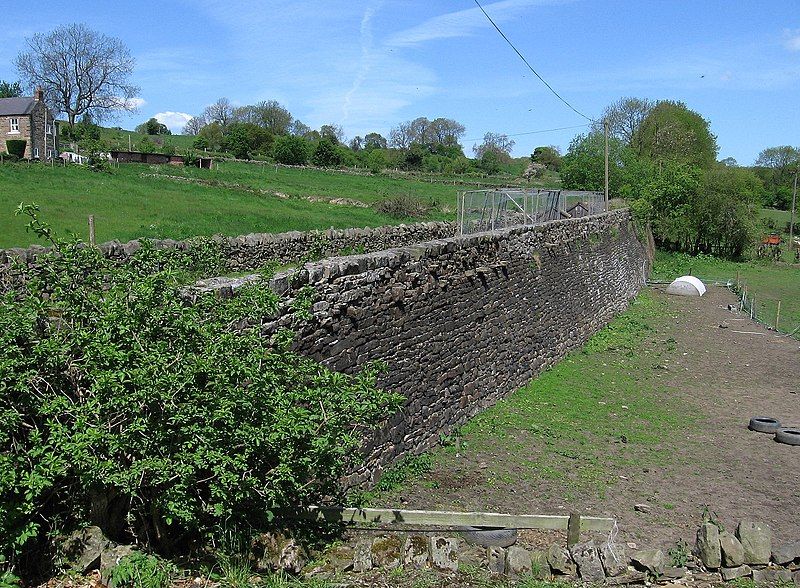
xmin=790 ymin=168 xmax=797 ymax=259
xmin=604 ymin=118 xmax=610 ymax=211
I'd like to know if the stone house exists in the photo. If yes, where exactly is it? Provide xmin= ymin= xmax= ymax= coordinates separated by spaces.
xmin=0 ymin=88 xmax=58 ymax=159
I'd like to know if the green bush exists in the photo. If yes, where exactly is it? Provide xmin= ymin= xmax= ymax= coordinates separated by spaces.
xmin=0 ymin=205 xmax=402 ymax=569
xmin=311 ymin=138 xmax=342 ymax=167
xmin=271 ymin=135 xmax=309 ymax=165
xmin=374 ymin=194 xmax=428 ymax=219
xmin=5 ymin=140 xmax=26 ymax=159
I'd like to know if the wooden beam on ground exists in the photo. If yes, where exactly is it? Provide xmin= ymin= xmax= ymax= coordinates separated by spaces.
xmin=285 ymin=506 xmax=615 ymax=532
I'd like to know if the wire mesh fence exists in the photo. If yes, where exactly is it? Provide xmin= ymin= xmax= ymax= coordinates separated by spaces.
xmin=457 ymin=189 xmax=606 ymax=236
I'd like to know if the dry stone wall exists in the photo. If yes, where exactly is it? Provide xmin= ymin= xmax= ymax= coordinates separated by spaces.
xmin=252 ymin=210 xmax=649 ymax=484
xmin=0 ymin=222 xmax=455 ymax=274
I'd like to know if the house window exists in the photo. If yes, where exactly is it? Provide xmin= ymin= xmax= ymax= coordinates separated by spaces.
xmin=33 ymin=148 xmax=39 ymax=158
xmin=9 ymin=118 xmax=19 ymax=133
xmin=47 ymin=149 xmax=54 ymax=159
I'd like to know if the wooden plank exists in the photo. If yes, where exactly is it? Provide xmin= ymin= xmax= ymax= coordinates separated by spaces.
xmin=286 ymin=507 xmax=614 ymax=532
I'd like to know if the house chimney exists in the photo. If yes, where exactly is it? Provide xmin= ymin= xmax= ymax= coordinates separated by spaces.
xmin=35 ymin=87 xmax=44 ymax=101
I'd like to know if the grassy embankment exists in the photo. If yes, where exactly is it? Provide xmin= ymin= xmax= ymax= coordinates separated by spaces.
xmin=0 ymin=161 xmax=462 ymax=248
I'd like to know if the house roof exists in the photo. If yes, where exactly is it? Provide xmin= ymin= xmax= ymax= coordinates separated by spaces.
xmin=0 ymin=97 xmax=36 ymax=116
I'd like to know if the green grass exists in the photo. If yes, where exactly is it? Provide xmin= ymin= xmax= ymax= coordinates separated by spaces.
xmin=652 ymin=250 xmax=800 ymax=336
xmin=452 ymin=291 xmax=690 ymax=497
xmin=99 ymin=127 xmax=197 ymax=153
xmin=0 ymin=161 xmax=462 ymax=248
xmin=371 ymin=291 xmax=693 ymax=504
xmin=760 ymin=207 xmax=793 ymax=234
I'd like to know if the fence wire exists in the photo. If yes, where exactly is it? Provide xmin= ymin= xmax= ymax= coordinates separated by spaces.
xmin=457 ymin=189 xmax=605 ymax=235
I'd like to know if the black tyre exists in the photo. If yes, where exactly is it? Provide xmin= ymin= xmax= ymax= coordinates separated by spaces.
xmin=775 ymin=428 xmax=800 ymax=446
xmin=459 ymin=526 xmax=518 ymax=548
xmin=749 ymin=416 xmax=781 ymax=434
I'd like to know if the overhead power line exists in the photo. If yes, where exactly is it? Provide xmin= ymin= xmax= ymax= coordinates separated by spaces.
xmin=473 ymin=0 xmax=594 ymax=122
xmin=465 ymin=123 xmax=590 ymax=143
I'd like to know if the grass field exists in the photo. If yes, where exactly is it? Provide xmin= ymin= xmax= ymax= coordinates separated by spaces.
xmin=0 ymin=161 xmax=465 ymax=248
xmin=99 ymin=127 xmax=197 ymax=153
xmin=652 ymin=250 xmax=800 ymax=336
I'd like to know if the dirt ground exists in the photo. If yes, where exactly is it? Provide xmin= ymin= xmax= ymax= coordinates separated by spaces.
xmin=382 ymin=286 xmax=800 ymax=551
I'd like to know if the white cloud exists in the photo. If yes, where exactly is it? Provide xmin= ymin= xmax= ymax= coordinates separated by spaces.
xmin=784 ymin=29 xmax=800 ymax=51
xmin=126 ymin=97 xmax=147 ymax=109
xmin=386 ymin=0 xmax=566 ymax=48
xmin=154 ymin=111 xmax=193 ymax=133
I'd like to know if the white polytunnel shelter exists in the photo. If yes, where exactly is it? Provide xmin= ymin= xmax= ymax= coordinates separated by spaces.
xmin=665 ymin=275 xmax=706 ymax=297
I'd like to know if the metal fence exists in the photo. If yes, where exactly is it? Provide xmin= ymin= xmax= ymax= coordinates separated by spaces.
xmin=457 ymin=189 xmax=606 ymax=236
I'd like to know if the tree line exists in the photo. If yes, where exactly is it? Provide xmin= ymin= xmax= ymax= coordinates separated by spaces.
xmin=559 ymin=97 xmax=797 ymax=259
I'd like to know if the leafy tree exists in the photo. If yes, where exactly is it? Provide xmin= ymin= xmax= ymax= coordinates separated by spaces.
xmin=366 ymin=149 xmax=387 ymax=173
xmin=319 ymin=124 xmax=345 ymax=144
xmin=473 ymin=132 xmax=515 ymax=162
xmin=389 ymin=117 xmax=465 ymax=152
xmin=311 ymin=137 xmax=343 ymax=167
xmin=561 ymin=132 xmax=619 ymax=192
xmin=632 ymin=100 xmax=718 ymax=168
xmin=192 ymin=122 xmax=224 ymax=151
xmin=0 ymin=80 xmax=22 ymax=98
xmin=135 ymin=117 xmax=171 ymax=136
xmin=349 ymin=136 xmax=363 ymax=151
xmin=401 ymin=142 xmax=427 ymax=170
xmin=15 ymin=23 xmax=139 ymax=129
xmin=271 ymin=134 xmax=309 ymax=165
xmin=719 ymin=157 xmax=738 ymax=167
xmin=202 ymin=97 xmax=233 ymax=127
xmin=289 ymin=120 xmax=313 ymax=138
xmin=222 ymin=122 xmax=272 ymax=159
xmin=754 ymin=146 xmax=799 ymax=209
xmin=479 ymin=149 xmax=501 ymax=174
xmin=364 ymin=132 xmax=388 ymax=150
xmin=593 ymin=96 xmax=654 ymax=150
xmin=531 ymin=146 xmax=562 ymax=171
xmin=182 ymin=116 xmax=206 ymax=136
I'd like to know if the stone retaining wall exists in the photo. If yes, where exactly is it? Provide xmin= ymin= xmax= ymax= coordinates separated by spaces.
xmin=248 ymin=209 xmax=650 ymax=484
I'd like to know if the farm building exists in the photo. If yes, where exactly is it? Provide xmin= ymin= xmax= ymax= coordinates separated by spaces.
xmin=0 ymin=88 xmax=58 ymax=160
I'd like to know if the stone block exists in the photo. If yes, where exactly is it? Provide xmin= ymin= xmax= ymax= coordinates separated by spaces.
xmin=601 ymin=542 xmax=628 ymax=577
xmin=696 ymin=522 xmax=722 ymax=569
xmin=631 ymin=549 xmax=665 ymax=575
xmin=429 ymin=536 xmax=458 ymax=571
xmin=737 ymin=521 xmax=772 ymax=565
xmin=772 ymin=540 xmax=800 ymax=565
xmin=570 ymin=541 xmax=605 ymax=582
xmin=487 ymin=546 xmax=506 ymax=574
xmin=402 ymin=535 xmax=429 ymax=568
xmin=352 ymin=539 xmax=373 ymax=572
xmin=720 ymin=530 xmax=745 ymax=567
xmin=752 ymin=567 xmax=792 ymax=583
xmin=720 ymin=565 xmax=752 ymax=581
xmin=547 ymin=543 xmax=576 ymax=575
xmin=504 ymin=546 xmax=532 ymax=577
xmin=371 ymin=536 xmax=402 ymax=569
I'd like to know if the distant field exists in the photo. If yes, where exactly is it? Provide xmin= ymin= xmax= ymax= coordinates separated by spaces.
xmin=0 ymin=161 xmax=463 ymax=248
xmin=98 ymin=127 xmax=197 ymax=153
xmin=760 ymin=207 xmax=793 ymax=234
xmin=652 ymin=250 xmax=800 ymax=336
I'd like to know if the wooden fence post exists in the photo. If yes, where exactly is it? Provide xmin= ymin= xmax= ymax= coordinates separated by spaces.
xmin=88 ymin=215 xmax=96 ymax=246
xmin=776 ymin=300 xmax=781 ymax=331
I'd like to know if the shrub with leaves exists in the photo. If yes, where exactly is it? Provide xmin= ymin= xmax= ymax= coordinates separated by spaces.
xmin=0 ymin=204 xmax=402 ymax=569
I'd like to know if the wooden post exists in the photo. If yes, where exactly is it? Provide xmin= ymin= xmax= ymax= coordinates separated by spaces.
xmin=88 ymin=215 xmax=96 ymax=246
xmin=776 ymin=300 xmax=781 ymax=331
xmin=736 ymin=270 xmax=740 ymax=290
xmin=567 ymin=513 xmax=581 ymax=547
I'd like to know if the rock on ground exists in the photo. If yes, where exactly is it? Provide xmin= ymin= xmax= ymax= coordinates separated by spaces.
xmin=504 ymin=546 xmax=532 ymax=577
xmin=631 ymin=549 xmax=665 ymax=575
xmin=719 ymin=530 xmax=745 ymax=567
xmin=720 ymin=565 xmax=752 ymax=581
xmin=737 ymin=521 xmax=771 ymax=565
xmin=601 ymin=543 xmax=628 ymax=577
xmin=772 ymin=540 xmax=800 ymax=565
xmin=429 ymin=536 xmax=458 ymax=571
xmin=547 ymin=543 xmax=576 ymax=575
xmin=402 ymin=535 xmax=429 ymax=568
xmin=570 ymin=541 xmax=605 ymax=583
xmin=695 ymin=523 xmax=722 ymax=569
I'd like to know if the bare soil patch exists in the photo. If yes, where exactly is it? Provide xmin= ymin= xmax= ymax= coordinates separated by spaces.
xmin=378 ymin=286 xmax=800 ymax=550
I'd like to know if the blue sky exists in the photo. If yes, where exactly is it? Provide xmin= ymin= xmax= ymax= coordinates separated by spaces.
xmin=2 ymin=1 xmax=799 ymax=164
